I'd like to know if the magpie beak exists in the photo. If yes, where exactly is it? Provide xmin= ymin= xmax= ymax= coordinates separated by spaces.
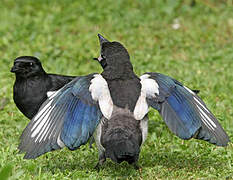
xmin=10 ymin=65 xmax=20 ymax=73
xmin=98 ymin=34 xmax=109 ymax=45
xmin=93 ymin=34 xmax=109 ymax=68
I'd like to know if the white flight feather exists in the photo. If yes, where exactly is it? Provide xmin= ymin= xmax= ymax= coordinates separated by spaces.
xmin=194 ymin=98 xmax=216 ymax=129
xmin=57 ymin=133 xmax=65 ymax=148
xmin=31 ymin=105 xmax=52 ymax=132
xmin=193 ymin=96 xmax=210 ymax=114
xmin=184 ymin=86 xmax=195 ymax=95
xmin=33 ymin=100 xmax=52 ymax=122
xmin=33 ymin=110 xmax=52 ymax=141
xmin=38 ymin=116 xmax=53 ymax=142
xmin=35 ymin=114 xmax=51 ymax=143
xmin=31 ymin=98 xmax=55 ymax=138
xmin=184 ymin=86 xmax=216 ymax=129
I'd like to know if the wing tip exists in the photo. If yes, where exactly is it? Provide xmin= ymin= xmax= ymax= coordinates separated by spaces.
xmin=194 ymin=126 xmax=230 ymax=147
xmin=23 ymin=153 xmax=38 ymax=159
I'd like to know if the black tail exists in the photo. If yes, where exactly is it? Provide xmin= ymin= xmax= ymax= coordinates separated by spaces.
xmin=104 ymin=129 xmax=140 ymax=164
xmin=101 ymin=114 xmax=142 ymax=164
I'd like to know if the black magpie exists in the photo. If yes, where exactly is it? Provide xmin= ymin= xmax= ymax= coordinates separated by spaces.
xmin=18 ymin=34 xmax=229 ymax=169
xmin=11 ymin=56 xmax=76 ymax=119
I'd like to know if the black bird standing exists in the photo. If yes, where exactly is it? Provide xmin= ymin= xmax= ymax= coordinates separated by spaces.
xmin=18 ymin=35 xmax=229 ymax=169
xmin=11 ymin=56 xmax=76 ymax=119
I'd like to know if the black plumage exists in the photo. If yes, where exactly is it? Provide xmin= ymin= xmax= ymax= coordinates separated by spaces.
xmin=101 ymin=112 xmax=142 ymax=164
xmin=94 ymin=35 xmax=229 ymax=166
xmin=11 ymin=56 xmax=76 ymax=119
xmin=98 ymin=38 xmax=142 ymax=112
xmin=17 ymin=35 xmax=229 ymax=170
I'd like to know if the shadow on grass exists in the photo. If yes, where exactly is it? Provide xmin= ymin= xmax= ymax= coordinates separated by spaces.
xmin=37 ymin=150 xmax=223 ymax=179
xmin=140 ymin=150 xmax=224 ymax=172
xmin=36 ymin=141 xmax=228 ymax=178
xmin=38 ymin=150 xmax=141 ymax=178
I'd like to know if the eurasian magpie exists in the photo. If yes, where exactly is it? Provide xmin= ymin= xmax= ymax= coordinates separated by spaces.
xmin=11 ymin=56 xmax=76 ymax=119
xmin=18 ymin=34 xmax=229 ymax=169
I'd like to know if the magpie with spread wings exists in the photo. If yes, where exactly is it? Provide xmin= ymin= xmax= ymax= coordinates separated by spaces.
xmin=18 ymin=34 xmax=229 ymax=169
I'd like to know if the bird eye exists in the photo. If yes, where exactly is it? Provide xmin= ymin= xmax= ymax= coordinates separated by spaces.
xmin=30 ymin=62 xmax=33 ymax=66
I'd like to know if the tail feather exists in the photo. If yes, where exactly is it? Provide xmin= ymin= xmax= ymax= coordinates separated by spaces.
xmin=104 ymin=134 xmax=140 ymax=164
xmin=101 ymin=114 xmax=142 ymax=164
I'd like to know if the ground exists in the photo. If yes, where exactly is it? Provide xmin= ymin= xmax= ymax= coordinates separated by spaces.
xmin=0 ymin=0 xmax=232 ymax=179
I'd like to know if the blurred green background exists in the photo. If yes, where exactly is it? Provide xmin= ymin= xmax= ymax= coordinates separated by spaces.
xmin=0 ymin=0 xmax=232 ymax=179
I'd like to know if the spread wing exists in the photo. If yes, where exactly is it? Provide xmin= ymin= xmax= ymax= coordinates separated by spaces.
xmin=19 ymin=73 xmax=113 ymax=159
xmin=139 ymin=73 xmax=229 ymax=146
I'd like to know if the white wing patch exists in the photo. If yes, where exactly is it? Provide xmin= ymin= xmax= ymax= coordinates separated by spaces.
xmin=140 ymin=74 xmax=159 ymax=97
xmin=89 ymin=74 xmax=113 ymax=119
xmin=31 ymin=101 xmax=55 ymax=142
xmin=193 ymin=97 xmax=216 ymax=130
xmin=134 ymin=74 xmax=159 ymax=120
xmin=134 ymin=92 xmax=149 ymax=120
xmin=31 ymin=103 xmax=52 ymax=137
xmin=30 ymin=87 xmax=64 ymax=147
xmin=184 ymin=86 xmax=217 ymax=130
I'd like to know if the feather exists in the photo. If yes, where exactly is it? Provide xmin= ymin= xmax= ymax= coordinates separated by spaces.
xmin=18 ymin=74 xmax=103 ymax=158
xmin=140 ymin=72 xmax=229 ymax=146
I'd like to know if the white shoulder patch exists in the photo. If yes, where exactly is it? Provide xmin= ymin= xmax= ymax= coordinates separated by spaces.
xmin=134 ymin=91 xmax=148 ymax=120
xmin=140 ymin=74 xmax=159 ymax=97
xmin=134 ymin=74 xmax=159 ymax=120
xmin=89 ymin=74 xmax=113 ymax=119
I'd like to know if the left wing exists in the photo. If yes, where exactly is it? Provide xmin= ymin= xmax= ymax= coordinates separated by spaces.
xmin=19 ymin=73 xmax=113 ymax=159
xmin=137 ymin=72 xmax=229 ymax=146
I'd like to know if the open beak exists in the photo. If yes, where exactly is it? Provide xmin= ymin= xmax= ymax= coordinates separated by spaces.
xmin=93 ymin=34 xmax=109 ymax=62
xmin=93 ymin=55 xmax=103 ymax=62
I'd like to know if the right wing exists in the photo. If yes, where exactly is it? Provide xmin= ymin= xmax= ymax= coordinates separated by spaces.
xmin=138 ymin=72 xmax=229 ymax=146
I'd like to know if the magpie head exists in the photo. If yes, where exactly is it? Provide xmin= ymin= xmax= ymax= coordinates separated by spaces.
xmin=11 ymin=56 xmax=46 ymax=78
xmin=93 ymin=34 xmax=132 ymax=72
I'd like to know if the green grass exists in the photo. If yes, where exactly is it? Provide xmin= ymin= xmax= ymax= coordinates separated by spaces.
xmin=0 ymin=0 xmax=233 ymax=179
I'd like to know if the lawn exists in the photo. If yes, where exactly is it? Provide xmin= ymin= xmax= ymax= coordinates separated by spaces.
xmin=0 ymin=0 xmax=232 ymax=179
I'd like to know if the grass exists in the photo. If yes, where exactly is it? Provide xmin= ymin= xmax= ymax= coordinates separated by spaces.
xmin=0 ymin=0 xmax=232 ymax=179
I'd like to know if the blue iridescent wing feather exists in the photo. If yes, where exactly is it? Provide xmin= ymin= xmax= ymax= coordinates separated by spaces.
xmin=145 ymin=72 xmax=229 ymax=146
xmin=19 ymin=74 xmax=103 ymax=159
